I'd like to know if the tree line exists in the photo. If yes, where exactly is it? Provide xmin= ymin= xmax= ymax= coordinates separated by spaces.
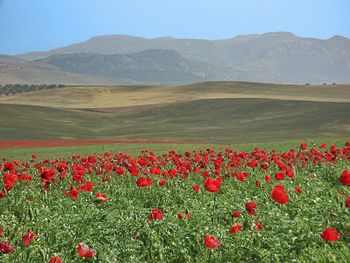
xmin=0 ymin=84 xmax=65 ymax=96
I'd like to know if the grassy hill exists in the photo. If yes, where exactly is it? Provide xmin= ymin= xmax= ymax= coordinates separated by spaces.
xmin=0 ymin=81 xmax=349 ymax=144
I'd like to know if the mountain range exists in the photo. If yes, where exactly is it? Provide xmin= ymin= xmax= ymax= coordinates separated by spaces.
xmin=1 ymin=32 xmax=349 ymax=84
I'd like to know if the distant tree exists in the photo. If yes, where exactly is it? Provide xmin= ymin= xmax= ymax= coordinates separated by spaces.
xmin=0 ymin=84 xmax=66 ymax=96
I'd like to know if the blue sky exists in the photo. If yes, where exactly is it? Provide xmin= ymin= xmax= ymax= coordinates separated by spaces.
xmin=0 ymin=0 xmax=349 ymax=55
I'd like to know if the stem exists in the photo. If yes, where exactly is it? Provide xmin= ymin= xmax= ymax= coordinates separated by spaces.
xmin=212 ymin=194 xmax=217 ymax=224
xmin=208 ymin=249 xmax=212 ymax=263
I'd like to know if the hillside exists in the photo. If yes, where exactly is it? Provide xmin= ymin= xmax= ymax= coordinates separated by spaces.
xmin=0 ymin=81 xmax=349 ymax=143
xmin=0 ymin=55 xmax=114 ymax=85
xmin=13 ymin=32 xmax=350 ymax=84
xmin=37 ymin=50 xmax=235 ymax=84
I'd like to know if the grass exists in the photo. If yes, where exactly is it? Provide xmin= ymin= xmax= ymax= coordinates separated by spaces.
xmin=0 ymin=138 xmax=348 ymax=161
xmin=0 ymin=98 xmax=349 ymax=144
xmin=0 ymin=140 xmax=349 ymax=262
xmin=0 ymin=81 xmax=349 ymax=144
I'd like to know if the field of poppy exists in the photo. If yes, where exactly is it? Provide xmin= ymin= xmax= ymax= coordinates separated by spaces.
xmin=1 ymin=140 xmax=350 ymax=262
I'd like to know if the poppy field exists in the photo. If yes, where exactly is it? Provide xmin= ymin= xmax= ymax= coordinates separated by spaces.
xmin=1 ymin=141 xmax=350 ymax=262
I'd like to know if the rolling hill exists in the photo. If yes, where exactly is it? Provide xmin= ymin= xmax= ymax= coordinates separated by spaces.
xmin=0 ymin=81 xmax=349 ymax=144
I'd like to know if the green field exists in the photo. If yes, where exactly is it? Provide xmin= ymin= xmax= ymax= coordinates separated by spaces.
xmin=0 ymin=139 xmax=350 ymax=262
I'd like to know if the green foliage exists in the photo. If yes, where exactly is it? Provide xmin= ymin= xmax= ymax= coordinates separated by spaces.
xmin=0 ymin=141 xmax=350 ymax=262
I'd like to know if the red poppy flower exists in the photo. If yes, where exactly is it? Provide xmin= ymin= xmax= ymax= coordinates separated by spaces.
xmin=235 ymin=172 xmax=248 ymax=181
xmin=300 ymin=142 xmax=308 ymax=150
xmin=136 ymin=177 xmax=152 ymax=187
xmin=345 ymin=196 xmax=350 ymax=208
xmin=204 ymin=235 xmax=220 ymax=249
xmin=232 ymin=210 xmax=241 ymax=218
xmin=245 ymin=202 xmax=257 ymax=216
xmin=265 ymin=175 xmax=272 ymax=183
xmin=95 ymin=192 xmax=108 ymax=204
xmin=0 ymin=228 xmax=3 ymax=234
xmin=0 ymin=240 xmax=15 ymax=254
xmin=148 ymin=208 xmax=163 ymax=221
xmin=77 ymin=243 xmax=96 ymax=258
xmin=193 ymin=184 xmax=200 ymax=192
xmin=275 ymin=172 xmax=285 ymax=181
xmin=67 ymin=188 xmax=79 ymax=200
xmin=229 ymin=224 xmax=243 ymax=234
xmin=79 ymin=181 xmax=94 ymax=192
xmin=294 ymin=186 xmax=302 ymax=193
xmin=204 ymin=178 xmax=221 ymax=193
xmin=22 ymin=230 xmax=36 ymax=246
xmin=3 ymin=162 xmax=14 ymax=171
xmin=321 ymin=227 xmax=341 ymax=242
xmin=49 ymin=255 xmax=63 ymax=263
xmin=3 ymin=172 xmax=18 ymax=191
xmin=252 ymin=221 xmax=263 ymax=231
xmin=201 ymin=171 xmax=209 ymax=177
xmin=271 ymin=185 xmax=289 ymax=205
xmin=40 ymin=168 xmax=56 ymax=183
xmin=158 ymin=180 xmax=167 ymax=186
xmin=339 ymin=170 xmax=350 ymax=186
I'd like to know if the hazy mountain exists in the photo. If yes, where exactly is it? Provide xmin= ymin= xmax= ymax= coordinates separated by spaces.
xmin=0 ymin=55 xmax=115 ymax=85
xmin=5 ymin=32 xmax=350 ymax=84
xmin=37 ymin=50 xmax=237 ymax=84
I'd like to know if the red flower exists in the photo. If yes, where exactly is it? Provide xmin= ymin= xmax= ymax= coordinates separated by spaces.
xmin=339 ymin=170 xmax=350 ymax=186
xmin=177 ymin=213 xmax=183 ymax=220
xmin=0 ymin=228 xmax=3 ymax=234
xmin=77 ymin=243 xmax=96 ymax=258
xmin=294 ymin=186 xmax=302 ymax=193
xmin=345 ymin=196 xmax=350 ymax=208
xmin=116 ymin=167 xmax=124 ymax=176
xmin=252 ymin=221 xmax=263 ymax=231
xmin=275 ymin=172 xmax=285 ymax=181
xmin=204 ymin=178 xmax=221 ymax=193
xmin=3 ymin=162 xmax=14 ymax=171
xmin=265 ymin=175 xmax=272 ymax=183
xmin=95 ymin=192 xmax=108 ymax=204
xmin=40 ymin=168 xmax=56 ymax=183
xmin=235 ymin=172 xmax=248 ymax=181
xmin=18 ymin=174 xmax=32 ymax=182
xmin=321 ymin=227 xmax=341 ymax=242
xmin=67 ymin=188 xmax=79 ymax=200
xmin=158 ymin=180 xmax=167 ymax=186
xmin=193 ymin=184 xmax=200 ymax=192
xmin=79 ymin=181 xmax=94 ymax=192
xmin=229 ymin=224 xmax=243 ymax=234
xmin=3 ymin=172 xmax=18 ymax=191
xmin=201 ymin=171 xmax=209 ymax=177
xmin=0 ymin=240 xmax=15 ymax=254
xmin=23 ymin=230 xmax=36 ymax=246
xmin=136 ymin=177 xmax=152 ymax=187
xmin=300 ymin=142 xmax=308 ymax=150
xmin=204 ymin=235 xmax=220 ymax=249
xmin=245 ymin=202 xmax=257 ymax=216
xmin=148 ymin=208 xmax=163 ymax=221
xmin=232 ymin=210 xmax=241 ymax=218
xmin=49 ymin=256 xmax=63 ymax=263
xmin=271 ymin=185 xmax=289 ymax=205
